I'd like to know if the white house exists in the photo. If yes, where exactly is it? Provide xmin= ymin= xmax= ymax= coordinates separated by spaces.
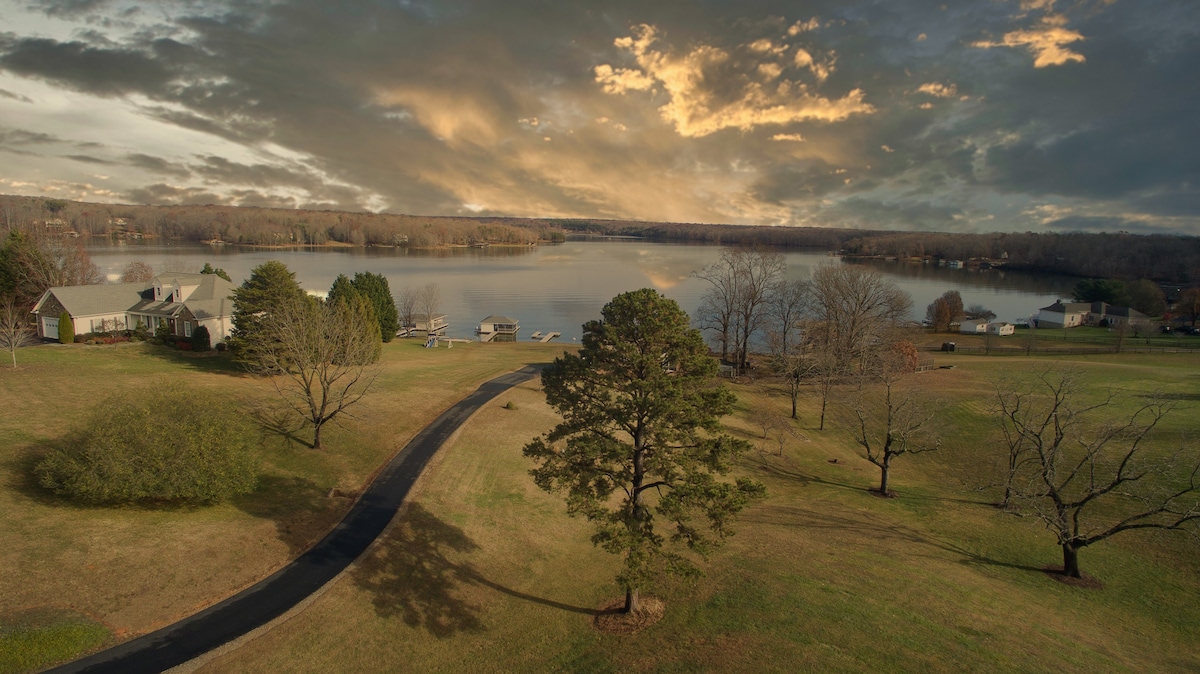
xmin=959 ymin=319 xmax=988 ymax=334
xmin=986 ymin=322 xmax=1015 ymax=336
xmin=1037 ymin=300 xmax=1090 ymax=328
xmin=32 ymin=272 xmax=236 ymax=341
xmin=1037 ymin=300 xmax=1148 ymax=330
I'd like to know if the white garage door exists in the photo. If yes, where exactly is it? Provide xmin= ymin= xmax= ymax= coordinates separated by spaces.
xmin=42 ymin=316 xmax=59 ymax=340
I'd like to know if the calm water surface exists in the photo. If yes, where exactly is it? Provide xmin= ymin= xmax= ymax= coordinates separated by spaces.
xmin=86 ymin=239 xmax=1076 ymax=342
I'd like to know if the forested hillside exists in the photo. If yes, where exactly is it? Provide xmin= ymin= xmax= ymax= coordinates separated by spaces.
xmin=3 ymin=194 xmax=1197 ymax=283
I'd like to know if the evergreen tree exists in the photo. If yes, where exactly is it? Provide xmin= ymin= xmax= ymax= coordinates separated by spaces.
xmin=229 ymin=260 xmax=307 ymax=366
xmin=59 ymin=311 xmax=74 ymax=344
xmin=524 ymin=289 xmax=764 ymax=615
xmin=191 ymin=325 xmax=211 ymax=352
xmin=351 ymin=271 xmax=399 ymax=342
xmin=327 ymin=273 xmax=358 ymax=308
xmin=200 ymin=262 xmax=232 ymax=282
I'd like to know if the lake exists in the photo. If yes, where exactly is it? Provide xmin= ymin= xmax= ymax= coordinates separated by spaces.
xmin=85 ymin=239 xmax=1077 ymax=343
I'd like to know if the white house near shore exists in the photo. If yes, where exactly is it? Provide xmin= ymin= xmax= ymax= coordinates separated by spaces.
xmin=32 ymin=273 xmax=236 ymax=342
xmin=959 ymin=319 xmax=988 ymax=334
xmin=1037 ymin=300 xmax=1148 ymax=329
xmin=987 ymin=322 xmax=1016 ymax=336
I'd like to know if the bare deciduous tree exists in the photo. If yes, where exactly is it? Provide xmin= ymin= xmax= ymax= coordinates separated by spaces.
xmin=810 ymin=264 xmax=912 ymax=370
xmin=998 ymin=370 xmax=1200 ymax=578
xmin=0 ymin=297 xmax=36 ymax=367
xmin=767 ymin=278 xmax=813 ymax=419
xmin=120 ymin=261 xmax=155 ymax=283
xmin=848 ymin=360 xmax=938 ymax=496
xmin=253 ymin=294 xmax=382 ymax=450
xmin=396 ymin=286 xmax=419 ymax=334
xmin=417 ymin=282 xmax=441 ymax=327
xmin=694 ymin=248 xmax=785 ymax=370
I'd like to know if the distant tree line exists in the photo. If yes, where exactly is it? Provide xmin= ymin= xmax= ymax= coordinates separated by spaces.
xmin=4 ymin=193 xmax=1199 ymax=282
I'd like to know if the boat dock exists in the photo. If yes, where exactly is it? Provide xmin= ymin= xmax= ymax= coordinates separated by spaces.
xmin=538 ymin=331 xmax=560 ymax=343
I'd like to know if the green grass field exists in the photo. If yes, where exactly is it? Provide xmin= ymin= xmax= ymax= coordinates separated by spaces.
xmin=188 ymin=350 xmax=1200 ymax=673
xmin=0 ymin=340 xmax=557 ymax=674
xmin=3 ymin=344 xmax=1199 ymax=673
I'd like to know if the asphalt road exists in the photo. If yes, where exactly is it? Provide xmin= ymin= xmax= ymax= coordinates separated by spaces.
xmin=47 ymin=365 xmax=542 ymax=674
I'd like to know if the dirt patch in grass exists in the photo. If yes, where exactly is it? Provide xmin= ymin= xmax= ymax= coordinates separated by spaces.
xmin=592 ymin=597 xmax=665 ymax=635
xmin=1044 ymin=567 xmax=1104 ymax=590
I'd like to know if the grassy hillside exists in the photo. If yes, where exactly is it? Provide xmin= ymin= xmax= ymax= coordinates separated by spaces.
xmin=0 ymin=340 xmax=556 ymax=674
xmin=192 ymin=352 xmax=1200 ymax=673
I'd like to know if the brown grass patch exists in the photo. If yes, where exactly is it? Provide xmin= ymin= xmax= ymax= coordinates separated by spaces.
xmin=592 ymin=597 xmax=665 ymax=635
xmin=1044 ymin=567 xmax=1104 ymax=590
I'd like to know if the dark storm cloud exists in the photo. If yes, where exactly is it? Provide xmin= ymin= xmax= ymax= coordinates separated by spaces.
xmin=124 ymin=153 xmax=192 ymax=177
xmin=64 ymin=153 xmax=115 ymax=164
xmin=0 ymin=37 xmax=174 ymax=96
xmin=0 ymin=88 xmax=33 ymax=102
xmin=0 ymin=128 xmax=62 ymax=145
xmin=125 ymin=183 xmax=227 ymax=205
xmin=28 ymin=0 xmax=115 ymax=19
xmin=0 ymin=0 xmax=1195 ymax=232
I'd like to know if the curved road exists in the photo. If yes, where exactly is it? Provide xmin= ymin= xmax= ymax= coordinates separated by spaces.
xmin=48 ymin=365 xmax=542 ymax=674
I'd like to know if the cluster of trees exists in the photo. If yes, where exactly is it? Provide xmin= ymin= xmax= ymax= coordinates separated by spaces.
xmin=0 ymin=195 xmax=543 ymax=248
xmin=1072 ymin=278 xmax=1167 ymax=317
xmin=925 ymin=290 xmax=995 ymax=332
xmin=841 ymin=231 xmax=1200 ymax=284
xmin=229 ymin=261 xmax=386 ymax=449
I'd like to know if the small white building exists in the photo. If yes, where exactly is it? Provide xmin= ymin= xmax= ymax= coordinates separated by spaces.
xmin=477 ymin=315 xmax=519 ymax=335
xmin=959 ymin=319 xmax=988 ymax=334
xmin=986 ymin=322 xmax=1015 ymax=336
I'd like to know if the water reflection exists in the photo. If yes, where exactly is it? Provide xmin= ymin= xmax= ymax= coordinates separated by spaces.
xmin=85 ymin=239 xmax=1072 ymax=341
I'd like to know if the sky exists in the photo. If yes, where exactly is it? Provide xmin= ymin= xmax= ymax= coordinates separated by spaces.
xmin=0 ymin=0 xmax=1196 ymax=234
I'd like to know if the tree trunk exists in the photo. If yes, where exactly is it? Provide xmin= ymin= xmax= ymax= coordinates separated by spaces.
xmin=1062 ymin=543 xmax=1082 ymax=578
xmin=624 ymin=586 xmax=640 ymax=614
xmin=313 ymin=421 xmax=323 ymax=450
xmin=878 ymin=460 xmax=890 ymax=495
xmin=790 ymin=391 xmax=798 ymax=420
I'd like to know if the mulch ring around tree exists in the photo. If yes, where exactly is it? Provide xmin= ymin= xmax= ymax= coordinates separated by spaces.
xmin=592 ymin=597 xmax=666 ymax=635
xmin=1043 ymin=566 xmax=1104 ymax=589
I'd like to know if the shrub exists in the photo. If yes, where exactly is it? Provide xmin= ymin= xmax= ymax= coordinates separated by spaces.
xmin=215 ymin=341 xmax=227 ymax=352
xmin=191 ymin=325 xmax=211 ymax=352
xmin=34 ymin=386 xmax=259 ymax=504
xmin=58 ymin=312 xmax=74 ymax=344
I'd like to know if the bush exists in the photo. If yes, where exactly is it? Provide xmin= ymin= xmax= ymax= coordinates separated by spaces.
xmin=58 ymin=312 xmax=74 ymax=344
xmin=34 ymin=386 xmax=259 ymax=504
xmin=215 ymin=341 xmax=227 ymax=352
xmin=191 ymin=325 xmax=211 ymax=352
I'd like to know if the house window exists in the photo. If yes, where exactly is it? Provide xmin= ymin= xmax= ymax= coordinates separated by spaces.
xmin=91 ymin=319 xmax=101 ymax=333
xmin=184 ymin=321 xmax=192 ymax=337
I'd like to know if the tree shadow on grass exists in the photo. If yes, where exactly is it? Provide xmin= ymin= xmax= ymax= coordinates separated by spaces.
xmin=751 ymin=454 xmax=991 ymax=507
xmin=232 ymin=475 xmax=345 ymax=555
xmin=744 ymin=503 xmax=1045 ymax=575
xmin=351 ymin=503 xmax=602 ymax=638
xmin=250 ymin=404 xmax=312 ymax=450
xmin=137 ymin=344 xmax=246 ymax=376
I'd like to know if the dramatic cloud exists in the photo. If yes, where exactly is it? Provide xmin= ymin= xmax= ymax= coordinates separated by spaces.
xmin=0 ymin=0 xmax=1193 ymax=234
xmin=594 ymin=24 xmax=874 ymax=138
xmin=973 ymin=14 xmax=1087 ymax=68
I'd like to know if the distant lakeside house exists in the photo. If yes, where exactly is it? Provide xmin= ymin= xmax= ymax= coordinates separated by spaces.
xmin=1036 ymin=300 xmax=1148 ymax=329
xmin=32 ymin=273 xmax=237 ymax=342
